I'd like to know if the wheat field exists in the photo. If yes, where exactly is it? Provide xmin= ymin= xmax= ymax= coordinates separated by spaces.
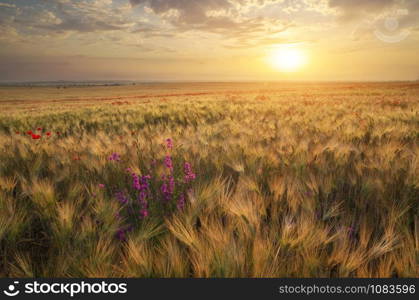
xmin=0 ymin=82 xmax=417 ymax=278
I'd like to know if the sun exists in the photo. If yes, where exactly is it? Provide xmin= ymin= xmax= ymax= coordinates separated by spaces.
xmin=269 ymin=46 xmax=307 ymax=72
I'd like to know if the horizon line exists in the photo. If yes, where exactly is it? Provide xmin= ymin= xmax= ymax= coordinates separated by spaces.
xmin=1 ymin=79 xmax=418 ymax=86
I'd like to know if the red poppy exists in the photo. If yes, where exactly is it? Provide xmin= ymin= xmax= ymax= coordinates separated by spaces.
xmin=27 ymin=130 xmax=33 ymax=135
xmin=16 ymin=131 xmax=20 ymax=134
xmin=56 ymin=132 xmax=61 ymax=135
xmin=46 ymin=132 xmax=52 ymax=136
xmin=31 ymin=134 xmax=41 ymax=140
xmin=37 ymin=128 xmax=42 ymax=131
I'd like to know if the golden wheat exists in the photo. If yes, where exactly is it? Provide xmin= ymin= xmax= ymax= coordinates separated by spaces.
xmin=0 ymin=82 xmax=417 ymax=277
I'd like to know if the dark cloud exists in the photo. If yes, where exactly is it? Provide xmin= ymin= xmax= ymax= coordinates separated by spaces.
xmin=129 ymin=0 xmax=291 ymax=45
xmin=0 ymin=0 xmax=301 ymax=52
xmin=1 ymin=0 xmax=288 ymax=45
xmin=130 ymin=0 xmax=234 ymax=24
xmin=34 ymin=18 xmax=130 ymax=33
xmin=3 ymin=0 xmax=134 ymax=34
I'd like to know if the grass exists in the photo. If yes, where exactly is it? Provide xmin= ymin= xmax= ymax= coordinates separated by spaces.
xmin=0 ymin=82 xmax=418 ymax=277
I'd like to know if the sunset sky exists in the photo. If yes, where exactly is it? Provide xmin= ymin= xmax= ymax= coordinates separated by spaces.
xmin=0 ymin=0 xmax=418 ymax=82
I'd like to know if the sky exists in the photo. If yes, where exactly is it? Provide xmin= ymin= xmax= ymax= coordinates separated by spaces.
xmin=0 ymin=0 xmax=418 ymax=82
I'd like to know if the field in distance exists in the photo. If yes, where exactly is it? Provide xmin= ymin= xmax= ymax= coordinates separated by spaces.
xmin=0 ymin=82 xmax=417 ymax=277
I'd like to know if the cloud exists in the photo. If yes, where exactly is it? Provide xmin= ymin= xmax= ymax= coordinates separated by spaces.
xmin=0 ymin=0 xmax=298 ymax=47
xmin=328 ymin=0 xmax=396 ymax=21
xmin=0 ymin=3 xmax=16 ymax=8
xmin=328 ymin=0 xmax=419 ymax=23
xmin=329 ymin=0 xmax=396 ymax=12
xmin=128 ymin=0 xmax=293 ymax=46
xmin=3 ymin=0 xmax=135 ymax=34
xmin=130 ymin=0 xmax=234 ymax=24
xmin=129 ymin=0 xmax=286 ymax=25
xmin=326 ymin=0 xmax=419 ymax=46
xmin=0 ymin=0 xmax=312 ymax=54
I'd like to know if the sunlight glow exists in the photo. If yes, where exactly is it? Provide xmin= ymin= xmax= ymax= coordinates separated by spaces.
xmin=270 ymin=46 xmax=307 ymax=72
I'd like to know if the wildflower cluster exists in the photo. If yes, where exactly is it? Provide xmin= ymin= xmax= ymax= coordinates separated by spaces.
xmin=17 ymin=128 xmax=60 ymax=140
xmin=115 ymin=191 xmax=128 ymax=204
xmin=108 ymin=152 xmax=121 ymax=161
xmin=184 ymin=162 xmax=196 ymax=183
xmin=132 ymin=173 xmax=151 ymax=218
xmin=107 ymin=138 xmax=196 ymax=241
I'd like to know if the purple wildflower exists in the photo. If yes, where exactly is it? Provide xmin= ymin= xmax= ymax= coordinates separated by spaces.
xmin=161 ymin=182 xmax=169 ymax=200
xmin=142 ymin=175 xmax=151 ymax=190
xmin=139 ymin=208 xmax=149 ymax=218
xmin=132 ymin=173 xmax=151 ymax=218
xmin=132 ymin=173 xmax=150 ymax=191
xmin=184 ymin=162 xmax=196 ymax=183
xmin=138 ymin=191 xmax=149 ymax=219
xmin=169 ymin=175 xmax=175 ymax=193
xmin=177 ymin=193 xmax=185 ymax=210
xmin=166 ymin=138 xmax=173 ymax=149
xmin=132 ymin=173 xmax=141 ymax=190
xmin=138 ymin=190 xmax=147 ymax=202
xmin=161 ymin=175 xmax=175 ymax=202
xmin=134 ymin=175 xmax=140 ymax=188
xmin=116 ymin=225 xmax=134 ymax=241
xmin=115 ymin=191 xmax=128 ymax=204
xmin=164 ymin=155 xmax=173 ymax=171
xmin=116 ymin=229 xmax=126 ymax=241
xmin=108 ymin=152 xmax=121 ymax=161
